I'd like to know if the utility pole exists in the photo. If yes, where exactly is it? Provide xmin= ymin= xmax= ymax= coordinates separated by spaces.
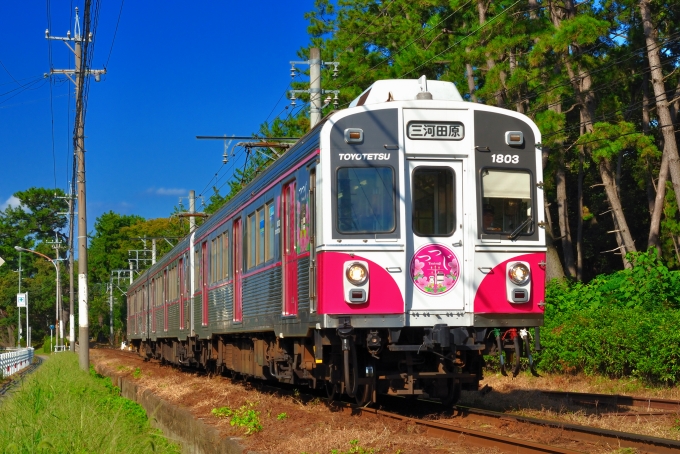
xmin=17 ymin=252 xmax=22 ymax=347
xmin=57 ymin=190 xmax=77 ymax=352
xmin=289 ymin=48 xmax=339 ymax=129
xmin=109 ymin=269 xmax=132 ymax=346
xmin=47 ymin=6 xmax=105 ymax=370
xmin=47 ymin=233 xmax=65 ymax=349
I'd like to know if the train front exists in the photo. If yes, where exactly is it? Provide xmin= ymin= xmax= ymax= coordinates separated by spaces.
xmin=314 ymin=78 xmax=545 ymax=405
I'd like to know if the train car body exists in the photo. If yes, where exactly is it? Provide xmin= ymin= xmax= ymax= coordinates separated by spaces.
xmin=127 ymin=77 xmax=545 ymax=405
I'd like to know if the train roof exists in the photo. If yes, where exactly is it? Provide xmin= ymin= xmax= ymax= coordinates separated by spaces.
xmin=349 ymin=78 xmax=463 ymax=107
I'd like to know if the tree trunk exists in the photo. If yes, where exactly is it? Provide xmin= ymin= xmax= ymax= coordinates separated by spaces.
xmin=556 ymin=155 xmax=576 ymax=277
xmin=543 ymin=147 xmax=566 ymax=281
xmin=465 ymin=51 xmax=478 ymax=102
xmin=648 ymin=154 xmax=668 ymax=253
xmin=640 ymin=0 xmax=680 ymax=239
xmin=599 ymin=158 xmax=637 ymax=267
xmin=577 ymin=146 xmax=584 ymax=281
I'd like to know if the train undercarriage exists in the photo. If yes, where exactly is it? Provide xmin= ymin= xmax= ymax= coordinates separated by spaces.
xmin=131 ymin=324 xmax=524 ymax=407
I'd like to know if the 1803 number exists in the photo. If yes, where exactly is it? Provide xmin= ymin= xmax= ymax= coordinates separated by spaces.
xmin=491 ymin=154 xmax=519 ymax=164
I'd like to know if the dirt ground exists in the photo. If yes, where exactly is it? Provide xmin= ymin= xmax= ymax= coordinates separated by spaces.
xmin=89 ymin=347 xmax=680 ymax=454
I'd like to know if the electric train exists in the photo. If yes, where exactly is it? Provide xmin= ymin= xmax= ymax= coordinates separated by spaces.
xmin=127 ymin=77 xmax=545 ymax=405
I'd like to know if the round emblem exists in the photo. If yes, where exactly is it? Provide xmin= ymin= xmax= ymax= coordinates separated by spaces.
xmin=410 ymin=244 xmax=460 ymax=295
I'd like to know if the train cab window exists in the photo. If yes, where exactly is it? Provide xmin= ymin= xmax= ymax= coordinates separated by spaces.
xmin=481 ymin=169 xmax=533 ymax=235
xmin=336 ymin=167 xmax=396 ymax=234
xmin=412 ymin=167 xmax=455 ymax=236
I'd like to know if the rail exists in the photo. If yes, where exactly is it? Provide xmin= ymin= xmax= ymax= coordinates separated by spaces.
xmin=0 ymin=348 xmax=34 ymax=378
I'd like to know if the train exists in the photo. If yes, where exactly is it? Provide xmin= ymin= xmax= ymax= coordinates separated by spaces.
xmin=126 ymin=76 xmax=545 ymax=406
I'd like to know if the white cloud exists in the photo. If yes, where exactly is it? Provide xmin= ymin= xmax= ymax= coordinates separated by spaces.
xmin=0 ymin=195 xmax=21 ymax=210
xmin=147 ymin=187 xmax=187 ymax=196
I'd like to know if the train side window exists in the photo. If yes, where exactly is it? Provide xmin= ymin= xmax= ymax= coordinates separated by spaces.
xmin=221 ymin=230 xmax=229 ymax=279
xmin=480 ymin=169 xmax=533 ymax=235
xmin=412 ymin=167 xmax=455 ymax=236
xmin=247 ymin=212 xmax=256 ymax=269
xmin=257 ymin=207 xmax=265 ymax=265
xmin=194 ymin=247 xmax=200 ymax=291
xmin=266 ymin=202 xmax=274 ymax=261
xmin=336 ymin=167 xmax=396 ymax=234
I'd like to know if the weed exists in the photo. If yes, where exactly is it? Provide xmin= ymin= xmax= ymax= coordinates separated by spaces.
xmin=671 ymin=418 xmax=680 ymax=432
xmin=133 ymin=367 xmax=142 ymax=379
xmin=211 ymin=401 xmax=263 ymax=434
xmin=331 ymin=439 xmax=375 ymax=454
xmin=277 ymin=412 xmax=288 ymax=420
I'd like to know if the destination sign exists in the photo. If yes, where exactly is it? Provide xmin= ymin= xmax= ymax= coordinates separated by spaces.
xmin=407 ymin=121 xmax=464 ymax=140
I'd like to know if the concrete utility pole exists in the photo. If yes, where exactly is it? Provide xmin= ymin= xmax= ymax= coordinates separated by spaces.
xmin=17 ymin=252 xmax=22 ymax=347
xmin=289 ymin=48 xmax=339 ymax=129
xmin=57 ymin=189 xmax=76 ymax=351
xmin=47 ymin=7 xmax=105 ymax=370
xmin=47 ymin=233 xmax=64 ymax=349
xmin=189 ymin=190 xmax=196 ymax=233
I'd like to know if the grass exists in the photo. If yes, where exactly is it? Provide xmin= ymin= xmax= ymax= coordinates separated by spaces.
xmin=0 ymin=353 xmax=180 ymax=454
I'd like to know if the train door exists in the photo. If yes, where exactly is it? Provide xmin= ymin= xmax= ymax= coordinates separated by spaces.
xmin=179 ymin=257 xmax=185 ymax=331
xmin=201 ymin=241 xmax=208 ymax=326
xmin=233 ymin=218 xmax=243 ymax=322
xmin=406 ymin=160 xmax=465 ymax=313
xmin=309 ymin=168 xmax=317 ymax=312
xmin=282 ymin=181 xmax=298 ymax=316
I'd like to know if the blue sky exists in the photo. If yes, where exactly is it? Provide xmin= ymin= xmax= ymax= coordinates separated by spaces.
xmin=0 ymin=1 xmax=315 ymax=227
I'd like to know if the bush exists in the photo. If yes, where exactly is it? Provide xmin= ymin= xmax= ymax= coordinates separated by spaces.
xmin=538 ymin=250 xmax=680 ymax=384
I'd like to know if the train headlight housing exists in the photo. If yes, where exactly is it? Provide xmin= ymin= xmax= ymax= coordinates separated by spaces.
xmin=346 ymin=263 xmax=368 ymax=285
xmin=508 ymin=263 xmax=530 ymax=285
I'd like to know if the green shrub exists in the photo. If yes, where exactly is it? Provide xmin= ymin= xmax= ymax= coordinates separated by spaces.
xmin=538 ymin=250 xmax=680 ymax=383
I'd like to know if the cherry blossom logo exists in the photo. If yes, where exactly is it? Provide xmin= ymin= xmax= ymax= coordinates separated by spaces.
xmin=410 ymin=244 xmax=460 ymax=295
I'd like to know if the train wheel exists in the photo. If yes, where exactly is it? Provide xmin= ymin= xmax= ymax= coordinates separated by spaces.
xmin=325 ymin=380 xmax=338 ymax=400
xmin=440 ymin=380 xmax=461 ymax=407
xmin=355 ymin=383 xmax=373 ymax=407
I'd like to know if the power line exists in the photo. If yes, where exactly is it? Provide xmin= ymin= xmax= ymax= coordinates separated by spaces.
xmin=104 ymin=0 xmax=125 ymax=69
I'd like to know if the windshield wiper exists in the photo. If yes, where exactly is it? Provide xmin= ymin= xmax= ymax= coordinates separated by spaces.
xmin=508 ymin=216 xmax=533 ymax=241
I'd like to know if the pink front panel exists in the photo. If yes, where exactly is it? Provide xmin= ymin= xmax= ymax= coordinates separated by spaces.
xmin=317 ymin=251 xmax=403 ymax=315
xmin=473 ymin=252 xmax=546 ymax=314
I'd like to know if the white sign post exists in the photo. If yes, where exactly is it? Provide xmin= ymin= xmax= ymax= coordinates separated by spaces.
xmin=17 ymin=293 xmax=28 ymax=347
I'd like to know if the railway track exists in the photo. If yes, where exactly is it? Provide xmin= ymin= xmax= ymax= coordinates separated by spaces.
xmin=100 ymin=350 xmax=680 ymax=453
xmin=543 ymin=390 xmax=680 ymax=412
xmin=0 ymin=355 xmax=43 ymax=399
xmin=325 ymin=398 xmax=680 ymax=454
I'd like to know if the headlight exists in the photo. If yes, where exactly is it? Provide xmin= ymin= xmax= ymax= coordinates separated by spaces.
xmin=508 ymin=263 xmax=530 ymax=285
xmin=346 ymin=263 xmax=368 ymax=285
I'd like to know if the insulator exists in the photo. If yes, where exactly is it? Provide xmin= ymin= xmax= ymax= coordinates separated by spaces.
xmin=290 ymin=65 xmax=296 ymax=78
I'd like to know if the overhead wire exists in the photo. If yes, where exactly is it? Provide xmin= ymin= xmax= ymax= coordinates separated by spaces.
xmin=104 ymin=0 xmax=124 ymax=69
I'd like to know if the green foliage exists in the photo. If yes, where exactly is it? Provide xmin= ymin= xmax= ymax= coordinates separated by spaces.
xmin=0 ymin=353 xmax=180 ymax=453
xmin=211 ymin=402 xmax=263 ymax=434
xmin=539 ymin=251 xmax=680 ymax=383
xmin=276 ymin=412 xmax=288 ymax=420
xmin=132 ymin=367 xmax=142 ymax=379
xmin=330 ymin=439 xmax=375 ymax=454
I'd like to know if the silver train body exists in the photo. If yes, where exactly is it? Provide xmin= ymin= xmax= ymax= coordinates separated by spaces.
xmin=127 ymin=78 xmax=546 ymax=405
